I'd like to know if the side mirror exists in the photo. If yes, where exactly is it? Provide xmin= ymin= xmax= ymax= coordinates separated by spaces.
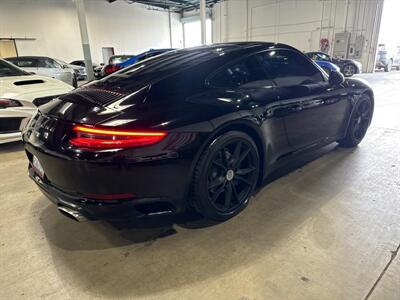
xmin=329 ymin=70 xmax=345 ymax=86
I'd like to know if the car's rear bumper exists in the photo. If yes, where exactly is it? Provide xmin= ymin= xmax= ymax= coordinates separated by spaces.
xmin=29 ymin=166 xmax=180 ymax=221
xmin=24 ymin=137 xmax=195 ymax=221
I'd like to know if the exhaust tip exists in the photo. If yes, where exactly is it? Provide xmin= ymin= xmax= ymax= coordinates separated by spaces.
xmin=58 ymin=206 xmax=88 ymax=222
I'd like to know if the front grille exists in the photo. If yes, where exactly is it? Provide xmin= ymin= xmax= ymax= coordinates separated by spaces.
xmin=0 ymin=117 xmax=23 ymax=133
xmin=33 ymin=95 xmax=62 ymax=107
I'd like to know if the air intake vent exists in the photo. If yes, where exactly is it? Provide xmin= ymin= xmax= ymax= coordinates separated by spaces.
xmin=14 ymin=80 xmax=45 ymax=86
xmin=59 ymin=88 xmax=126 ymax=106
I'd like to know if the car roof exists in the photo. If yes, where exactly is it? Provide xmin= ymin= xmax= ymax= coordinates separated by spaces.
xmin=6 ymin=56 xmax=50 ymax=60
xmin=96 ymin=42 xmax=298 ymax=89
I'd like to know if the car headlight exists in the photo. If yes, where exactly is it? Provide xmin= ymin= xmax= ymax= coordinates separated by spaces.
xmin=0 ymin=99 xmax=22 ymax=109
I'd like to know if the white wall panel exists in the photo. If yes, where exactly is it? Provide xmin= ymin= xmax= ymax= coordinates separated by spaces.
xmin=212 ymin=0 xmax=384 ymax=72
xmin=0 ymin=0 xmax=182 ymax=63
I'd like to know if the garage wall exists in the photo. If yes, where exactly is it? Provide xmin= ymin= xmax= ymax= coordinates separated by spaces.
xmin=0 ymin=0 xmax=183 ymax=64
xmin=212 ymin=0 xmax=384 ymax=72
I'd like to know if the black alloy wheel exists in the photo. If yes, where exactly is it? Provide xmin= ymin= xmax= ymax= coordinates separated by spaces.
xmin=339 ymin=94 xmax=373 ymax=147
xmin=192 ymin=131 xmax=260 ymax=221
xmin=343 ymin=64 xmax=356 ymax=77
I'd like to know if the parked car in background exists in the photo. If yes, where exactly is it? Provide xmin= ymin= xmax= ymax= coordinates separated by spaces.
xmin=70 ymin=60 xmax=100 ymax=79
xmin=6 ymin=56 xmax=77 ymax=87
xmin=101 ymin=49 xmax=174 ymax=77
xmin=93 ymin=65 xmax=103 ymax=79
xmin=23 ymin=42 xmax=374 ymax=223
xmin=0 ymin=58 xmax=73 ymax=144
xmin=393 ymin=52 xmax=400 ymax=70
xmin=375 ymin=50 xmax=399 ymax=71
xmin=306 ymin=51 xmax=362 ymax=77
xmin=101 ymin=54 xmax=133 ymax=77
xmin=314 ymin=60 xmax=341 ymax=74
xmin=55 ymin=59 xmax=86 ymax=80
xmin=117 ymin=48 xmax=175 ymax=68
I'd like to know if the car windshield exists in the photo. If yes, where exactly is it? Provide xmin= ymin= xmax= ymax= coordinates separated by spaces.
xmin=109 ymin=55 xmax=133 ymax=65
xmin=54 ymin=58 xmax=68 ymax=66
xmin=378 ymin=51 xmax=387 ymax=59
xmin=0 ymin=59 xmax=29 ymax=77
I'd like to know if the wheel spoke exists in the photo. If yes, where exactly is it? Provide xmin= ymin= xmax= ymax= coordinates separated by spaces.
xmin=236 ymin=175 xmax=252 ymax=186
xmin=232 ymin=142 xmax=242 ymax=165
xmin=212 ymin=160 xmax=227 ymax=171
xmin=208 ymin=177 xmax=225 ymax=190
xmin=231 ymin=182 xmax=239 ymax=202
xmin=211 ymin=183 xmax=226 ymax=202
xmin=224 ymin=183 xmax=233 ymax=208
xmin=221 ymin=148 xmax=230 ymax=168
xmin=236 ymin=166 xmax=256 ymax=176
xmin=235 ymin=147 xmax=251 ymax=169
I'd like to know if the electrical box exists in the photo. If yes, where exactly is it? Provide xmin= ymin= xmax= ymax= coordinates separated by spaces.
xmin=333 ymin=32 xmax=351 ymax=59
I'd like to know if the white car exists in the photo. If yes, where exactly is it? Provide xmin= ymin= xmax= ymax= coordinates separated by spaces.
xmin=5 ymin=56 xmax=77 ymax=88
xmin=0 ymin=59 xmax=73 ymax=144
xmin=55 ymin=58 xmax=87 ymax=80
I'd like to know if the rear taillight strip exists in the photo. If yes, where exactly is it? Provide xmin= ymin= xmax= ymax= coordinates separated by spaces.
xmin=70 ymin=125 xmax=167 ymax=149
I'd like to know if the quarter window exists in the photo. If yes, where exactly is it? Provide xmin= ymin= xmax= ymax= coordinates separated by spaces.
xmin=209 ymin=56 xmax=271 ymax=88
xmin=256 ymin=50 xmax=324 ymax=86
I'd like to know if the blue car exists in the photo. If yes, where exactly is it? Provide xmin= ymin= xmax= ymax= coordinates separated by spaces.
xmin=117 ymin=48 xmax=175 ymax=68
xmin=315 ymin=60 xmax=341 ymax=74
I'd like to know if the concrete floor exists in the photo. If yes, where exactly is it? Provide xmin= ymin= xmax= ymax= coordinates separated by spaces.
xmin=1 ymin=72 xmax=400 ymax=300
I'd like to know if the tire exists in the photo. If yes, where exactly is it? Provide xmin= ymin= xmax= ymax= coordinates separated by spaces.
xmin=342 ymin=64 xmax=356 ymax=77
xmin=338 ymin=94 xmax=373 ymax=148
xmin=384 ymin=60 xmax=392 ymax=72
xmin=72 ymin=75 xmax=78 ymax=88
xmin=191 ymin=131 xmax=260 ymax=221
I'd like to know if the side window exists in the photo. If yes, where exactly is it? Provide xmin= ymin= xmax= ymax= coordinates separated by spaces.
xmin=256 ymin=50 xmax=324 ymax=86
xmin=209 ymin=55 xmax=271 ymax=88
xmin=12 ymin=58 xmax=39 ymax=68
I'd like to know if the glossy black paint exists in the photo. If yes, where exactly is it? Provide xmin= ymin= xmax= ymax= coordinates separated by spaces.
xmin=23 ymin=42 xmax=374 ymax=221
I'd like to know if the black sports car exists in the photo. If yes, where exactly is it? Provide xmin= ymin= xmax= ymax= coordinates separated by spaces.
xmin=306 ymin=51 xmax=362 ymax=77
xmin=23 ymin=42 xmax=374 ymax=223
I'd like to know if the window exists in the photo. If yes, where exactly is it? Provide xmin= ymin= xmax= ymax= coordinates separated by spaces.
xmin=256 ymin=50 xmax=324 ymax=86
xmin=0 ymin=59 xmax=29 ymax=77
xmin=209 ymin=56 xmax=271 ymax=88
xmin=109 ymin=55 xmax=133 ymax=65
xmin=316 ymin=52 xmax=331 ymax=61
xmin=7 ymin=57 xmax=41 ymax=68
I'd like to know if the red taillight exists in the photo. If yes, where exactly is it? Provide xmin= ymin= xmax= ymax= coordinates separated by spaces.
xmin=0 ymin=99 xmax=22 ymax=108
xmin=70 ymin=125 xmax=167 ymax=149
xmin=104 ymin=64 xmax=122 ymax=74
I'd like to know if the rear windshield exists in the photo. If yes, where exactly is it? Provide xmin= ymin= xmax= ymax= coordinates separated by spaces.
xmin=109 ymin=55 xmax=133 ymax=65
xmin=92 ymin=48 xmax=223 ymax=93
xmin=0 ymin=59 xmax=29 ymax=77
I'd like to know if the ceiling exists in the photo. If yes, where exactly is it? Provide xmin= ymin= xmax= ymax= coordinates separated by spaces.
xmin=108 ymin=0 xmax=221 ymax=12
